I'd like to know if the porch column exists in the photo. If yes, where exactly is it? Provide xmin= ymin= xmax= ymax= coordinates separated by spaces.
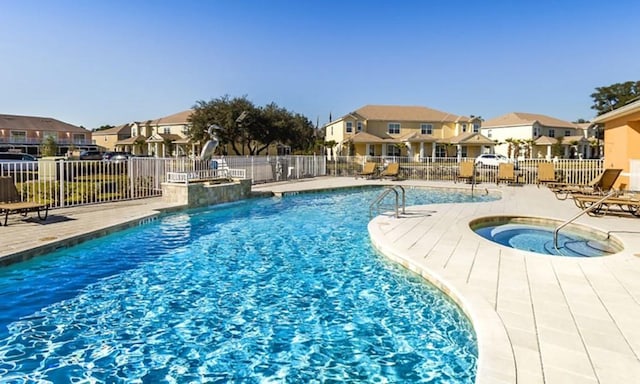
xmin=366 ymin=144 xmax=371 ymax=157
xmin=382 ymin=143 xmax=387 ymax=157
xmin=431 ymin=144 xmax=436 ymax=161
xmin=419 ymin=142 xmax=424 ymax=159
xmin=457 ymin=144 xmax=462 ymax=162
xmin=546 ymin=146 xmax=552 ymax=160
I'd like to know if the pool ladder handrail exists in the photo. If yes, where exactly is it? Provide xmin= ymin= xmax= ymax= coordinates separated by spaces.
xmin=553 ymin=190 xmax=616 ymax=248
xmin=370 ymin=185 xmax=406 ymax=219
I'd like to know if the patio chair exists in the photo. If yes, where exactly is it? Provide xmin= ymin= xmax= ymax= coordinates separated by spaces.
xmin=497 ymin=163 xmax=517 ymax=185
xmin=536 ymin=162 xmax=557 ymax=187
xmin=356 ymin=162 xmax=377 ymax=179
xmin=0 ymin=176 xmax=49 ymax=226
xmin=549 ymin=168 xmax=622 ymax=200
xmin=380 ymin=162 xmax=400 ymax=180
xmin=572 ymin=192 xmax=640 ymax=217
xmin=455 ymin=161 xmax=475 ymax=184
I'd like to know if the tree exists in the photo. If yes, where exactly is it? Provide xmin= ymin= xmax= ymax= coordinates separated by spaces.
xmin=93 ymin=125 xmax=115 ymax=132
xmin=188 ymin=95 xmax=316 ymax=156
xmin=590 ymin=81 xmax=640 ymax=115
xmin=40 ymin=136 xmax=58 ymax=156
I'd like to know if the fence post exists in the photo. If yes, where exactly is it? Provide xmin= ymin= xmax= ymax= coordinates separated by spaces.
xmin=58 ymin=159 xmax=65 ymax=208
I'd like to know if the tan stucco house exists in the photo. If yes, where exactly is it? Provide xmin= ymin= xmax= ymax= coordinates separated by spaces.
xmin=481 ymin=112 xmax=597 ymax=160
xmin=0 ymin=113 xmax=96 ymax=156
xmin=324 ymin=105 xmax=491 ymax=161
xmin=92 ymin=124 xmax=132 ymax=152
xmin=112 ymin=110 xmax=197 ymax=157
xmin=593 ymin=98 xmax=640 ymax=189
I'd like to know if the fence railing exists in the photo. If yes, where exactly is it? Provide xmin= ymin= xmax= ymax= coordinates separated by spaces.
xmin=329 ymin=156 xmax=605 ymax=185
xmin=0 ymin=155 xmax=327 ymax=209
xmin=0 ymin=155 xmax=606 ymax=210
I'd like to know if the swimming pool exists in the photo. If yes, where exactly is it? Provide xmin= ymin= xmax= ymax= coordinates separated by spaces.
xmin=0 ymin=187 xmax=495 ymax=382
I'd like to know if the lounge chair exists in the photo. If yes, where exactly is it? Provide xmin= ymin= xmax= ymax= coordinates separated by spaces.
xmin=549 ymin=168 xmax=622 ymax=200
xmin=380 ymin=162 xmax=400 ymax=180
xmin=536 ymin=162 xmax=557 ymax=187
xmin=0 ymin=176 xmax=49 ymax=226
xmin=455 ymin=161 xmax=475 ymax=184
xmin=356 ymin=162 xmax=377 ymax=179
xmin=497 ymin=163 xmax=517 ymax=185
xmin=572 ymin=192 xmax=640 ymax=217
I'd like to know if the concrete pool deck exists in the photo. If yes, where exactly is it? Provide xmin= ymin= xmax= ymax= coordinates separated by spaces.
xmin=1 ymin=177 xmax=640 ymax=383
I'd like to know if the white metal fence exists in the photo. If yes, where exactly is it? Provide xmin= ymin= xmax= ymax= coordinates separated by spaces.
xmin=328 ymin=156 xmax=605 ymax=185
xmin=0 ymin=156 xmax=327 ymax=209
xmin=0 ymin=155 xmax=606 ymax=210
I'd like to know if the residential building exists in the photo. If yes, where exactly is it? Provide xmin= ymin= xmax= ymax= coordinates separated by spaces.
xmin=92 ymin=124 xmax=133 ymax=152
xmin=593 ymin=98 xmax=640 ymax=190
xmin=0 ymin=113 xmax=96 ymax=156
xmin=112 ymin=110 xmax=195 ymax=157
xmin=324 ymin=105 xmax=491 ymax=161
xmin=481 ymin=112 xmax=597 ymax=160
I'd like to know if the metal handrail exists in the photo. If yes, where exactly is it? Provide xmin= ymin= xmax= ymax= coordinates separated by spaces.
xmin=369 ymin=185 xmax=406 ymax=219
xmin=553 ymin=190 xmax=616 ymax=248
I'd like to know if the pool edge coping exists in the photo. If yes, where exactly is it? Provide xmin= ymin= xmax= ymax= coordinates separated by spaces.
xmin=368 ymin=217 xmax=517 ymax=384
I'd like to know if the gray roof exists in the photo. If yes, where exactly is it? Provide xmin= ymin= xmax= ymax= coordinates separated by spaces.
xmin=0 ymin=113 xmax=89 ymax=133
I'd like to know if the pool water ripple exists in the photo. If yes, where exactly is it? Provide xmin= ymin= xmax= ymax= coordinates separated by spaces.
xmin=0 ymin=188 xmax=495 ymax=382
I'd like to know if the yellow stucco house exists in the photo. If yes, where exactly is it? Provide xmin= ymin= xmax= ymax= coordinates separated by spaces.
xmin=593 ymin=98 xmax=640 ymax=189
xmin=480 ymin=112 xmax=596 ymax=160
xmin=324 ymin=105 xmax=492 ymax=161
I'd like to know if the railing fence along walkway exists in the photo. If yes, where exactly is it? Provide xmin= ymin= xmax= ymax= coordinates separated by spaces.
xmin=0 ymin=155 xmax=603 ymax=210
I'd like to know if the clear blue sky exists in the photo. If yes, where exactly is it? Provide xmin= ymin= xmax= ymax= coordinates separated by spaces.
xmin=1 ymin=0 xmax=638 ymax=129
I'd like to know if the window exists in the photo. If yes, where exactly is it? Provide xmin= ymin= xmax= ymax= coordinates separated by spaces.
xmin=387 ymin=145 xmax=401 ymax=156
xmin=564 ymin=130 xmax=571 ymax=137
xmin=357 ymin=121 xmax=362 ymax=132
xmin=420 ymin=123 xmax=433 ymax=135
xmin=549 ymin=129 xmax=555 ymax=138
xmin=73 ymin=134 xmax=85 ymax=144
xmin=163 ymin=127 xmax=171 ymax=134
xmin=388 ymin=123 xmax=400 ymax=134
xmin=462 ymin=124 xmax=467 ymax=133
xmin=533 ymin=126 xmax=540 ymax=137
xmin=346 ymin=121 xmax=353 ymax=133
xmin=10 ymin=131 xmax=26 ymax=143
xmin=487 ymin=129 xmax=493 ymax=138
xmin=473 ymin=123 xmax=480 ymax=133
xmin=132 ymin=126 xmax=138 ymax=137
xmin=460 ymin=147 xmax=468 ymax=157
xmin=435 ymin=145 xmax=447 ymax=157
xmin=43 ymin=131 xmax=57 ymax=140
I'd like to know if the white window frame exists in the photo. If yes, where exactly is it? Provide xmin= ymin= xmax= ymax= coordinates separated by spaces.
xmin=473 ymin=123 xmax=480 ymax=133
xmin=345 ymin=121 xmax=353 ymax=133
xmin=72 ymin=133 xmax=85 ymax=144
xmin=487 ymin=129 xmax=493 ymax=138
xmin=564 ymin=130 xmax=571 ymax=137
xmin=163 ymin=127 xmax=171 ymax=134
xmin=549 ymin=129 xmax=555 ymax=138
xmin=462 ymin=124 xmax=467 ymax=133
xmin=420 ymin=123 xmax=433 ymax=135
xmin=357 ymin=121 xmax=362 ymax=132
xmin=10 ymin=131 xmax=27 ymax=143
xmin=388 ymin=123 xmax=400 ymax=134
xmin=387 ymin=144 xmax=401 ymax=156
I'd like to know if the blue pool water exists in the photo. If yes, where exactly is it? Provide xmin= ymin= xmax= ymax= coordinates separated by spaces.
xmin=474 ymin=221 xmax=620 ymax=257
xmin=0 ymin=187 xmax=495 ymax=382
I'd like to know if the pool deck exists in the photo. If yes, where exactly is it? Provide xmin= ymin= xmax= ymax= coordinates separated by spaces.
xmin=2 ymin=177 xmax=640 ymax=384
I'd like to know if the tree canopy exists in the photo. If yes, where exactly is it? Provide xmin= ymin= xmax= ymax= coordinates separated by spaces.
xmin=590 ymin=81 xmax=640 ymax=115
xmin=188 ymin=95 xmax=316 ymax=155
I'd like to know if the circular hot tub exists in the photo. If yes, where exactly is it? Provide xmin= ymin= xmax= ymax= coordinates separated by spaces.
xmin=470 ymin=216 xmax=623 ymax=257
